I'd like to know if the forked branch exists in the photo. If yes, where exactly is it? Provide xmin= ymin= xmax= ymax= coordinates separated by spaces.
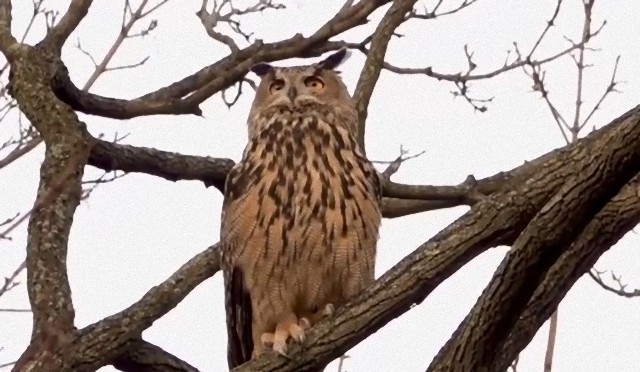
xmin=50 ymin=0 xmax=393 ymax=119
xmin=38 ymin=0 xmax=93 ymax=55
xmin=352 ymin=0 xmax=419 ymax=149
xmin=428 ymin=107 xmax=640 ymax=371
xmin=113 ymin=338 xmax=200 ymax=372
xmin=494 ymin=175 xmax=640 ymax=371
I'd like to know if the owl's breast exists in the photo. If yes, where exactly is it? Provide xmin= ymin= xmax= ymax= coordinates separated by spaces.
xmin=239 ymin=112 xmax=380 ymax=231
xmin=223 ymin=111 xmax=382 ymax=286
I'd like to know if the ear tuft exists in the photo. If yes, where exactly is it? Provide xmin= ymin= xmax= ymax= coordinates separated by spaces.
xmin=250 ymin=63 xmax=274 ymax=77
xmin=316 ymin=48 xmax=352 ymax=70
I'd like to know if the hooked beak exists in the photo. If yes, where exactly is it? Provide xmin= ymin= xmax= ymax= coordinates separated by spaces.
xmin=287 ymin=86 xmax=297 ymax=102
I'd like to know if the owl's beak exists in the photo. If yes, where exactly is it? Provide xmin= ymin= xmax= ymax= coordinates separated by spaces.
xmin=287 ymin=86 xmax=298 ymax=102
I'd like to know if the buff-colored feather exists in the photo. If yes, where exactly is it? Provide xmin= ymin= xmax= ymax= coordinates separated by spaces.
xmin=221 ymin=49 xmax=382 ymax=369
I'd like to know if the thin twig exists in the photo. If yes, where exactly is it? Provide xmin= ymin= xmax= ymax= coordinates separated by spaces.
xmin=0 ymin=308 xmax=31 ymax=313
xmin=543 ymin=310 xmax=558 ymax=372
xmin=336 ymin=354 xmax=350 ymax=372
xmin=589 ymin=269 xmax=640 ymax=298
xmin=579 ymin=55 xmax=622 ymax=131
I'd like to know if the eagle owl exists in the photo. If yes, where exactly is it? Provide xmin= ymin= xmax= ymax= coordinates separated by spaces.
xmin=221 ymin=48 xmax=382 ymax=368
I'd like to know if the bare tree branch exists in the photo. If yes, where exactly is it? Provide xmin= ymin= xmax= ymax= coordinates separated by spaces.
xmin=381 ymin=17 xmax=602 ymax=84
xmin=367 ymin=0 xmax=601 ymax=113
xmin=336 ymin=354 xmax=350 ymax=372
xmin=428 ymin=106 xmax=640 ymax=371
xmin=8 ymin=43 xmax=92 ymax=361
xmin=383 ymin=178 xmax=483 ymax=204
xmin=196 ymin=0 xmax=285 ymax=52
xmin=0 ymin=0 xmax=18 ymax=60
xmin=372 ymin=145 xmax=425 ymax=178
xmin=589 ymin=269 xmax=640 ymax=298
xmin=579 ymin=55 xmax=623 ymax=132
xmin=87 ymin=139 xmax=234 ymax=192
xmin=38 ymin=0 xmax=93 ymax=55
xmin=511 ymin=2 xmax=621 ymax=366
xmin=543 ymin=310 xmax=557 ymax=372
xmin=0 ymin=0 xmax=172 ymax=173
xmin=51 ymin=0 xmax=393 ymax=119
xmin=81 ymin=137 xmax=535 ymax=217
xmin=0 ymin=136 xmax=40 ymax=170
xmin=0 ymin=359 xmax=16 ymax=369
xmin=493 ymin=174 xmax=640 ymax=371
xmin=406 ymin=0 xmax=479 ymax=20
xmin=0 ymin=308 xmax=31 ymax=313
xmin=0 ymin=260 xmax=26 ymax=298
xmin=352 ymin=0 xmax=418 ymax=149
xmin=82 ymin=0 xmax=168 ymax=89
xmin=113 ymin=338 xmax=200 ymax=372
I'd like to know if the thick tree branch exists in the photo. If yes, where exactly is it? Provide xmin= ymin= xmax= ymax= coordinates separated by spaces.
xmin=81 ymin=109 xmax=631 ymax=219
xmin=0 ymin=0 xmax=18 ymax=60
xmin=380 ymin=197 xmax=466 ymax=217
xmin=8 ymin=45 xmax=92 ymax=369
xmin=383 ymin=178 xmax=483 ymax=204
xmin=81 ymin=138 xmax=536 ymax=217
xmin=378 ymin=124 xmax=591 ymax=217
xmin=88 ymin=140 xmax=234 ymax=193
xmin=352 ymin=0 xmax=417 ymax=150
xmin=112 ymin=339 xmax=200 ymax=372
xmin=39 ymin=0 xmax=93 ymax=55
xmin=428 ymin=109 xmax=640 ymax=371
xmin=70 ymin=244 xmax=220 ymax=370
xmin=493 ymin=174 xmax=640 ymax=371
xmin=52 ymin=1 xmax=392 ymax=119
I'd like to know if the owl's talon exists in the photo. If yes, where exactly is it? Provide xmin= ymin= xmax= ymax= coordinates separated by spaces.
xmin=271 ymin=315 xmax=306 ymax=356
xmin=299 ymin=317 xmax=312 ymax=330
xmin=290 ymin=324 xmax=305 ymax=343
xmin=273 ymin=340 xmax=288 ymax=356
xmin=321 ymin=303 xmax=335 ymax=317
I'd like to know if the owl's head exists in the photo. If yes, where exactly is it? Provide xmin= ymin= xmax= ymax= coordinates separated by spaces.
xmin=248 ymin=48 xmax=353 ymax=114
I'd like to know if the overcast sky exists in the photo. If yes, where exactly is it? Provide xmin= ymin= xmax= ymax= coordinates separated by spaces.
xmin=1 ymin=1 xmax=640 ymax=371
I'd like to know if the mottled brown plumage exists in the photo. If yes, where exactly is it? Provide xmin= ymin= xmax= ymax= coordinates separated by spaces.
xmin=221 ymin=49 xmax=382 ymax=368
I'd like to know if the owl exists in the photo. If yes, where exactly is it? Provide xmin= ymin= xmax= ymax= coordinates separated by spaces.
xmin=220 ymin=48 xmax=382 ymax=369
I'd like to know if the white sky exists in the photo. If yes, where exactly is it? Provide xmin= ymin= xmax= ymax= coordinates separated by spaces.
xmin=1 ymin=1 xmax=640 ymax=371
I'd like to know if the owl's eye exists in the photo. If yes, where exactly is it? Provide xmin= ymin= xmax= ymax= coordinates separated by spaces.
xmin=269 ymin=79 xmax=285 ymax=93
xmin=304 ymin=76 xmax=325 ymax=89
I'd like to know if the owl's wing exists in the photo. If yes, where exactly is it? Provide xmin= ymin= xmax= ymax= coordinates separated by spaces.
xmin=221 ymin=162 xmax=254 ymax=369
xmin=353 ymin=144 xmax=384 ymax=201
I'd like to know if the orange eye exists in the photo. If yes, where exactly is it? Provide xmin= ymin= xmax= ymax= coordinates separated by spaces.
xmin=304 ymin=76 xmax=325 ymax=89
xmin=269 ymin=79 xmax=285 ymax=93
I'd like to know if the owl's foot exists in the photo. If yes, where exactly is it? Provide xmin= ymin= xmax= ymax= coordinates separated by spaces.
xmin=263 ymin=313 xmax=306 ymax=356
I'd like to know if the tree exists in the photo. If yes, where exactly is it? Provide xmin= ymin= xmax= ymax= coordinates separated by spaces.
xmin=1 ymin=0 xmax=639 ymax=371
